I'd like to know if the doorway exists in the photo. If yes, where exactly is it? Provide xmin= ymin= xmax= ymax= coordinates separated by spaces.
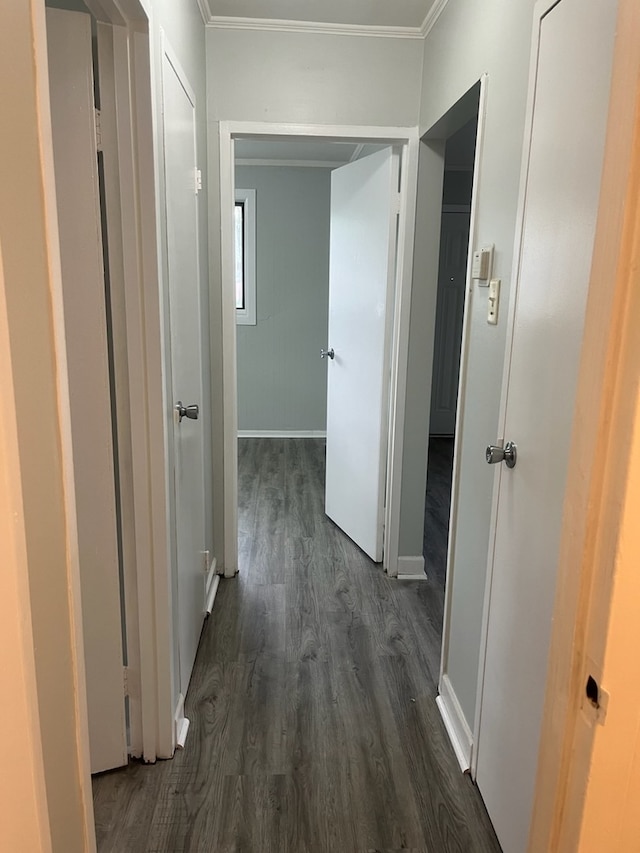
xmin=219 ymin=123 xmax=420 ymax=579
xmin=423 ymin=115 xmax=478 ymax=624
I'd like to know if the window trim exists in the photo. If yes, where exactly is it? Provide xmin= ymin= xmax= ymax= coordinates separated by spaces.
xmin=234 ymin=188 xmax=256 ymax=325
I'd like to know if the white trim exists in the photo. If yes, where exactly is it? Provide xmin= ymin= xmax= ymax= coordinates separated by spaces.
xmin=220 ymin=121 xmax=419 ymax=580
xmin=96 ymin=19 xmax=144 ymax=759
xmin=207 ymin=15 xmax=424 ymax=39
xmin=236 ymin=158 xmax=341 ymax=168
xmin=173 ymin=693 xmax=190 ymax=749
xmin=198 ymin=0 xmax=449 ymax=40
xmin=238 ymin=429 xmax=327 ymax=438
xmin=383 ymin=134 xmax=420 ymax=577
xmin=349 ymin=143 xmax=364 ymax=162
xmin=397 ymin=555 xmax=426 ymax=578
xmin=234 ymin=188 xmax=256 ymax=325
xmin=437 ymin=674 xmax=473 ymax=772
xmin=205 ymin=573 xmax=220 ymax=615
xmin=437 ymin=78 xmax=489 ymax=705
xmin=420 ymin=0 xmax=450 ymax=37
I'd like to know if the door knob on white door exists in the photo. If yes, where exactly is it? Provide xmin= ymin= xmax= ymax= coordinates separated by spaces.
xmin=176 ymin=401 xmax=199 ymax=422
xmin=320 ymin=348 xmax=335 ymax=360
xmin=486 ymin=441 xmax=517 ymax=468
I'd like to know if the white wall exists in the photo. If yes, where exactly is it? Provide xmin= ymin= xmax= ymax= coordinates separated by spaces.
xmin=206 ymin=28 xmax=424 ymax=126
xmin=413 ymin=0 xmax=535 ymax=727
xmin=235 ymin=165 xmax=331 ymax=433
xmin=206 ymin=27 xmax=424 ymax=562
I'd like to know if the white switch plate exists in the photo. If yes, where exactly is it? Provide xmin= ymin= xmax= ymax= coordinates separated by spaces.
xmin=472 ymin=245 xmax=494 ymax=283
xmin=487 ymin=278 xmax=501 ymax=325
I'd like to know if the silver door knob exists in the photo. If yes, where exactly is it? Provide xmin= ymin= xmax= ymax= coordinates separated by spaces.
xmin=320 ymin=348 xmax=335 ymax=360
xmin=176 ymin=401 xmax=199 ymax=422
xmin=486 ymin=441 xmax=517 ymax=468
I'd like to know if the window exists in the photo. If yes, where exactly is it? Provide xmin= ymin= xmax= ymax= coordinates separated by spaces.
xmin=234 ymin=188 xmax=256 ymax=325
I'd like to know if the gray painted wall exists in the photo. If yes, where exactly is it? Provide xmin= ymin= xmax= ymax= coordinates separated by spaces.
xmin=235 ymin=166 xmax=331 ymax=432
xmin=401 ymin=0 xmax=535 ymax=729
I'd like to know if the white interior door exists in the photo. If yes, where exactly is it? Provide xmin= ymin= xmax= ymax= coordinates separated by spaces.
xmin=162 ymin=44 xmax=206 ymax=700
xmin=46 ymin=8 xmax=127 ymax=774
xmin=429 ymin=211 xmax=470 ymax=436
xmin=325 ymin=148 xmax=399 ymax=562
xmin=475 ymin=1 xmax=617 ymax=850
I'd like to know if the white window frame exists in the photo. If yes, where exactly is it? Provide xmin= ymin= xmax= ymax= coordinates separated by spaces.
xmin=234 ymin=188 xmax=256 ymax=325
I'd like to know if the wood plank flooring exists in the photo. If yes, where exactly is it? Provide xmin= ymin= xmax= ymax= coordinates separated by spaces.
xmin=93 ymin=438 xmax=500 ymax=853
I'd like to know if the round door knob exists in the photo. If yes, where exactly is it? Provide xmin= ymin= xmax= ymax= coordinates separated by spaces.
xmin=175 ymin=401 xmax=199 ymax=422
xmin=320 ymin=348 xmax=335 ymax=360
xmin=486 ymin=441 xmax=517 ymax=468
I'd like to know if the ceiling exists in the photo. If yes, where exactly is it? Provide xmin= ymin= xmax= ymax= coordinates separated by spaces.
xmin=234 ymin=139 xmax=387 ymax=167
xmin=203 ymin=0 xmax=444 ymax=35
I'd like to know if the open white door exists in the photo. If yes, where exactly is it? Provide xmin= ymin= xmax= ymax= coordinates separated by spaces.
xmin=161 ymin=42 xmax=207 ymax=703
xmin=325 ymin=148 xmax=399 ymax=562
xmin=46 ymin=8 xmax=127 ymax=773
xmin=475 ymin=1 xmax=617 ymax=850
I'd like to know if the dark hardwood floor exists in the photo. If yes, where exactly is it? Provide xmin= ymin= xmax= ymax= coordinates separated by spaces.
xmin=93 ymin=438 xmax=500 ymax=853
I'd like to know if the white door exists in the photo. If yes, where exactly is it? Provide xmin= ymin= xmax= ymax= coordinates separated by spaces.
xmin=475 ymin=1 xmax=617 ymax=850
xmin=429 ymin=211 xmax=470 ymax=436
xmin=46 ymin=8 xmax=127 ymax=773
xmin=161 ymin=46 xmax=207 ymax=700
xmin=325 ymin=148 xmax=399 ymax=562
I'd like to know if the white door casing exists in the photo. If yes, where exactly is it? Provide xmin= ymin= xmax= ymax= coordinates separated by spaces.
xmin=474 ymin=1 xmax=618 ymax=850
xmin=429 ymin=211 xmax=470 ymax=436
xmin=161 ymin=41 xmax=207 ymax=700
xmin=324 ymin=147 xmax=400 ymax=563
xmin=46 ymin=8 xmax=127 ymax=774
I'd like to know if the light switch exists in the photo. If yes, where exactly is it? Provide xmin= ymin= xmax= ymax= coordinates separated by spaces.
xmin=472 ymin=245 xmax=494 ymax=283
xmin=487 ymin=278 xmax=501 ymax=325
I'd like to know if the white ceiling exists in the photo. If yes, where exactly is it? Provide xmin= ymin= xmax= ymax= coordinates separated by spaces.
xmin=235 ymin=138 xmax=386 ymax=167
xmin=204 ymin=0 xmax=442 ymax=34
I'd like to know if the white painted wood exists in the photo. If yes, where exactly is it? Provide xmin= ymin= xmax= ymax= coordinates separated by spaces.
xmin=46 ymin=8 xmax=127 ymax=775
xmin=429 ymin=211 xmax=470 ymax=435
xmin=437 ymin=76 xmax=486 ymax=692
xmin=325 ymin=148 xmax=399 ymax=562
xmin=173 ymin=693 xmax=190 ymax=749
xmin=161 ymin=37 xmax=207 ymax=699
xmin=474 ymin=2 xmax=617 ymax=850
xmin=201 ymin=0 xmax=450 ymax=37
xmin=397 ymin=555 xmax=426 ymax=578
xmin=436 ymin=674 xmax=472 ymax=772
xmin=96 ymin=20 xmax=144 ymax=760
xmin=219 ymin=122 xmax=419 ymax=578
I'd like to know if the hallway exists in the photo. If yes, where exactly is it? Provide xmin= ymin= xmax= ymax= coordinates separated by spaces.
xmin=93 ymin=438 xmax=499 ymax=852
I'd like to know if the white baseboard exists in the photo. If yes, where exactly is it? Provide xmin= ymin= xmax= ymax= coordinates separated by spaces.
xmin=174 ymin=693 xmax=190 ymax=751
xmin=238 ymin=429 xmax=326 ymax=438
xmin=397 ymin=555 xmax=426 ymax=579
xmin=436 ymin=674 xmax=472 ymax=772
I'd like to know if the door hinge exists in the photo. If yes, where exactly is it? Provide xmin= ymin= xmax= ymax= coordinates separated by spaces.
xmin=195 ymin=168 xmax=202 ymax=194
xmin=94 ymin=109 xmax=103 ymax=152
xmin=394 ymin=192 xmax=402 ymax=215
xmin=123 ymin=665 xmax=130 ymax=697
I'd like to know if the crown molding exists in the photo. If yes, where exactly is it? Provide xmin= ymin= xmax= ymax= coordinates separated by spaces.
xmin=207 ymin=15 xmax=424 ymax=39
xmin=420 ymin=0 xmax=449 ymax=37
xmin=199 ymin=0 xmax=449 ymax=40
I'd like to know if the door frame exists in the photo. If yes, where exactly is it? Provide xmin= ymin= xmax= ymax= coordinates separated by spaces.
xmin=218 ymin=121 xmax=419 ymax=578
xmin=72 ymin=0 xmax=176 ymax=762
xmin=411 ymin=78 xmax=487 ymax=766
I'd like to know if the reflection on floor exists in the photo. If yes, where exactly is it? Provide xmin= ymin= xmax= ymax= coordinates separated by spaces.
xmin=92 ymin=438 xmax=499 ymax=852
